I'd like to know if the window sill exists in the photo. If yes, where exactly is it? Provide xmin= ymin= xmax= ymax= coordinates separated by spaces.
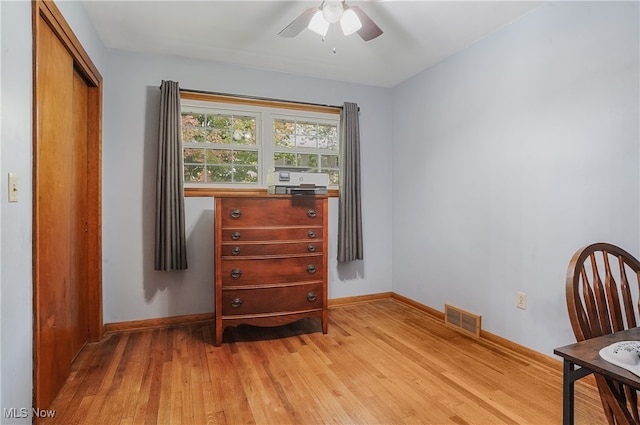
xmin=184 ymin=187 xmax=339 ymax=198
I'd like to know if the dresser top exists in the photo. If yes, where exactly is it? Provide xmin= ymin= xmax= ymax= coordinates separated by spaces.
xmin=214 ymin=193 xmax=328 ymax=199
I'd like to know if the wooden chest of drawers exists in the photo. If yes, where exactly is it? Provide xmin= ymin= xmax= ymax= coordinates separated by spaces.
xmin=214 ymin=195 xmax=328 ymax=346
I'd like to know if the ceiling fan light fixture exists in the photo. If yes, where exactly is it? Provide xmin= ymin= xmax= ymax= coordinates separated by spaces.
xmin=340 ymin=8 xmax=362 ymax=36
xmin=281 ymin=1 xmax=382 ymax=41
xmin=308 ymin=10 xmax=329 ymax=36
xmin=322 ymin=1 xmax=344 ymax=23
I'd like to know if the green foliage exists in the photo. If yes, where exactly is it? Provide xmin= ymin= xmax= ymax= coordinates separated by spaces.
xmin=181 ymin=113 xmax=256 ymax=145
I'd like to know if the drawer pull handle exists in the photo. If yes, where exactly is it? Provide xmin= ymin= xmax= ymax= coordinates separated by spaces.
xmin=307 ymin=292 xmax=317 ymax=302
xmin=307 ymin=209 xmax=317 ymax=218
xmin=230 ymin=297 xmax=242 ymax=308
xmin=307 ymin=264 xmax=317 ymax=274
xmin=230 ymin=269 xmax=242 ymax=279
xmin=308 ymin=231 xmax=316 ymax=239
xmin=231 ymin=247 xmax=240 ymax=255
xmin=231 ymin=232 xmax=241 ymax=240
xmin=230 ymin=209 xmax=242 ymax=219
xmin=307 ymin=245 xmax=316 ymax=252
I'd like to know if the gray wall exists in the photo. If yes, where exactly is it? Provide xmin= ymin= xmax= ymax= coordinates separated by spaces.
xmin=1 ymin=2 xmax=35 ymax=421
xmin=101 ymin=50 xmax=394 ymax=323
xmin=391 ymin=1 xmax=640 ymax=357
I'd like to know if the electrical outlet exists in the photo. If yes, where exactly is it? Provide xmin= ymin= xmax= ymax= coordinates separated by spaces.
xmin=516 ymin=292 xmax=527 ymax=310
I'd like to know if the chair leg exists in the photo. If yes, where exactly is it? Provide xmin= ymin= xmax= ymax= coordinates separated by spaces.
xmin=622 ymin=385 xmax=639 ymax=423
xmin=595 ymin=375 xmax=640 ymax=425
xmin=597 ymin=383 xmax=617 ymax=425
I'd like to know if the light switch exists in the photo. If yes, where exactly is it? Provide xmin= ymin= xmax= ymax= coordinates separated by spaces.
xmin=8 ymin=173 xmax=18 ymax=203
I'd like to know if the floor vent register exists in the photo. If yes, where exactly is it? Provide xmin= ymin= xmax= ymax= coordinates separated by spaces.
xmin=444 ymin=304 xmax=481 ymax=339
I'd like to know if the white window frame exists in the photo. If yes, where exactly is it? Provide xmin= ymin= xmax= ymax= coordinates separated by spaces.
xmin=181 ymin=97 xmax=340 ymax=189
xmin=181 ymin=102 xmax=262 ymax=187
xmin=270 ymin=112 xmax=340 ymax=184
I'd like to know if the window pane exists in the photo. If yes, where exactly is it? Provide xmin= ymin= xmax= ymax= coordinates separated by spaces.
xmin=327 ymin=136 xmax=338 ymax=151
xmin=295 ymin=122 xmax=318 ymax=148
xmin=319 ymin=124 xmax=337 ymax=138
xmin=182 ymin=113 xmax=205 ymax=127
xmin=184 ymin=165 xmax=206 ymax=183
xmin=274 ymin=119 xmax=295 ymax=133
xmin=274 ymin=152 xmax=297 ymax=167
xmin=274 ymin=133 xmax=293 ymax=148
xmin=296 ymin=122 xmax=316 ymax=135
xmin=207 ymin=165 xmax=233 ymax=183
xmin=184 ymin=148 xmax=205 ymax=164
xmin=182 ymin=114 xmax=207 ymax=143
xmin=320 ymin=154 xmax=338 ymax=168
xmin=235 ymin=150 xmax=258 ymax=165
xmin=274 ymin=119 xmax=294 ymax=147
xmin=206 ymin=149 xmax=232 ymax=164
xmin=295 ymin=134 xmax=317 ymax=148
xmin=232 ymin=116 xmax=256 ymax=145
xmin=319 ymin=134 xmax=338 ymax=151
xmin=233 ymin=166 xmax=259 ymax=183
xmin=327 ymin=170 xmax=339 ymax=185
xmin=297 ymin=153 xmax=318 ymax=169
xmin=207 ymin=128 xmax=231 ymax=144
xmin=318 ymin=124 xmax=337 ymax=149
xmin=210 ymin=114 xmax=232 ymax=129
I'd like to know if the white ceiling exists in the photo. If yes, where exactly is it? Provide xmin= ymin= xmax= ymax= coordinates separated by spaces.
xmin=81 ymin=0 xmax=542 ymax=88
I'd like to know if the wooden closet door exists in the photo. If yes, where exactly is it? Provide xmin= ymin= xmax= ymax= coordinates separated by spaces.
xmin=34 ymin=17 xmax=90 ymax=409
xmin=70 ymin=70 xmax=90 ymax=356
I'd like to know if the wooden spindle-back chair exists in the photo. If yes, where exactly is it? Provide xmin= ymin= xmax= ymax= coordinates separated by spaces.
xmin=566 ymin=242 xmax=640 ymax=425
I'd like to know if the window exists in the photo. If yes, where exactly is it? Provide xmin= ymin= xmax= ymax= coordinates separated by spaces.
xmin=182 ymin=111 xmax=259 ymax=184
xmin=181 ymin=95 xmax=340 ymax=189
xmin=273 ymin=117 xmax=339 ymax=185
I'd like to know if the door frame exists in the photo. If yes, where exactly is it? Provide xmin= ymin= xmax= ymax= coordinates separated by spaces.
xmin=32 ymin=0 xmax=103 ymax=407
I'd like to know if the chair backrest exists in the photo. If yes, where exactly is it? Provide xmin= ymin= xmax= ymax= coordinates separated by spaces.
xmin=566 ymin=242 xmax=640 ymax=424
xmin=566 ymin=242 xmax=640 ymax=342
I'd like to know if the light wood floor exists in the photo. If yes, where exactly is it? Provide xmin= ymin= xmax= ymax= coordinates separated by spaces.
xmin=43 ymin=299 xmax=606 ymax=424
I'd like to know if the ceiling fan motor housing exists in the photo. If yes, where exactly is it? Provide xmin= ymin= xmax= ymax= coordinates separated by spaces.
xmin=322 ymin=1 xmax=344 ymax=23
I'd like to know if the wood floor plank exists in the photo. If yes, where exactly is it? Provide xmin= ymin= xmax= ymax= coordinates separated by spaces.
xmin=80 ymin=333 xmax=130 ymax=425
xmin=43 ymin=299 xmax=607 ymax=424
xmin=131 ymin=329 xmax=163 ymax=425
xmin=155 ymin=358 xmax=173 ymax=425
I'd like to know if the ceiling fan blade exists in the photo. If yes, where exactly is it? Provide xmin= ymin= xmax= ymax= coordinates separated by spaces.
xmin=351 ymin=5 xmax=383 ymax=41
xmin=278 ymin=7 xmax=319 ymax=38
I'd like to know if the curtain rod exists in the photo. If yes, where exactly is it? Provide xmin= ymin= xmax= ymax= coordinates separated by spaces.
xmin=177 ymin=88 xmax=345 ymax=111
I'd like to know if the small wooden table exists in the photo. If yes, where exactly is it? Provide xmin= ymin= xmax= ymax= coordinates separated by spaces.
xmin=554 ymin=327 xmax=640 ymax=425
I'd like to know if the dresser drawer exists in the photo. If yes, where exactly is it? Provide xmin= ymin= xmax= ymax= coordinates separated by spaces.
xmin=221 ymin=226 xmax=322 ymax=242
xmin=221 ymin=241 xmax=322 ymax=258
xmin=219 ymin=197 xmax=323 ymax=226
xmin=222 ymin=282 xmax=323 ymax=316
xmin=221 ymin=256 xmax=323 ymax=286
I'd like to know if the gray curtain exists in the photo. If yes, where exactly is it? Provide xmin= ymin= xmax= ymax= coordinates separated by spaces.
xmin=154 ymin=80 xmax=188 ymax=270
xmin=337 ymin=102 xmax=363 ymax=261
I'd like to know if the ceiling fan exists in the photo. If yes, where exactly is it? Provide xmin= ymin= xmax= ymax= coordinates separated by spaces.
xmin=278 ymin=0 xmax=383 ymax=42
